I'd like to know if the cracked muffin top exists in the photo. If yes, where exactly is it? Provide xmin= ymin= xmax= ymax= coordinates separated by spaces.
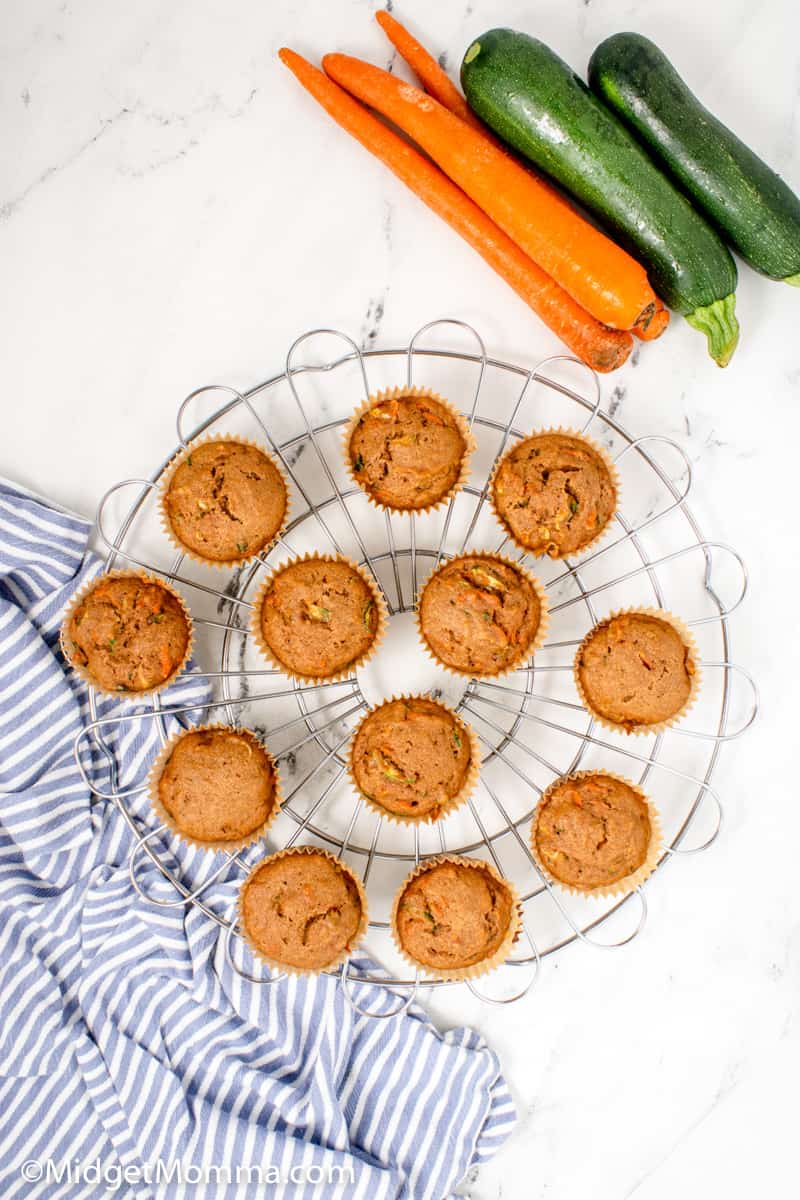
xmin=576 ymin=612 xmax=695 ymax=731
xmin=350 ymin=698 xmax=474 ymax=821
xmin=164 ymin=439 xmax=287 ymax=562
xmin=157 ymin=727 xmax=277 ymax=846
xmin=394 ymin=859 xmax=515 ymax=973
xmin=533 ymin=773 xmax=652 ymax=891
xmin=256 ymin=557 xmax=381 ymax=680
xmin=347 ymin=390 xmax=470 ymax=511
xmin=240 ymin=850 xmax=365 ymax=971
xmin=492 ymin=432 xmax=616 ymax=558
xmin=63 ymin=574 xmax=190 ymax=694
xmin=418 ymin=554 xmax=543 ymax=677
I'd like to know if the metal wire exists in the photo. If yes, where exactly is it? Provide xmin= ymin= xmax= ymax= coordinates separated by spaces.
xmin=76 ymin=319 xmax=755 ymax=1010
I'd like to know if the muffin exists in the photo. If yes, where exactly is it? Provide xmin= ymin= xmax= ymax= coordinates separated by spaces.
xmin=417 ymin=553 xmax=547 ymax=678
xmin=532 ymin=771 xmax=659 ymax=894
xmin=345 ymin=386 xmax=473 ymax=511
xmin=61 ymin=572 xmax=191 ymax=695
xmin=150 ymin=725 xmax=280 ymax=849
xmin=575 ymin=609 xmax=698 ymax=733
xmin=251 ymin=554 xmax=385 ymax=681
xmin=239 ymin=847 xmax=367 ymax=974
xmin=349 ymin=697 xmax=478 ymax=823
xmin=162 ymin=437 xmax=287 ymax=564
xmin=491 ymin=430 xmax=617 ymax=558
xmin=392 ymin=856 xmax=520 ymax=979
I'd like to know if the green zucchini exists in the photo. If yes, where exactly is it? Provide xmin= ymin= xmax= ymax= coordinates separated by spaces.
xmin=589 ymin=33 xmax=800 ymax=286
xmin=461 ymin=29 xmax=740 ymax=365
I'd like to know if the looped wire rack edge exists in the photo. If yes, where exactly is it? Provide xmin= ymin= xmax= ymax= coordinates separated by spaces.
xmin=76 ymin=318 xmax=757 ymax=1016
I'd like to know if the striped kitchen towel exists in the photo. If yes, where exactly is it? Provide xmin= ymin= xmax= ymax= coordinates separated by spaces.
xmin=0 ymin=477 xmax=516 ymax=1200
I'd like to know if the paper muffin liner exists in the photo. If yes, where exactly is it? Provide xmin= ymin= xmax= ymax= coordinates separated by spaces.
xmin=249 ymin=552 xmax=388 ymax=684
xmin=489 ymin=426 xmax=621 ymax=562
xmin=573 ymin=607 xmax=701 ymax=736
xmin=415 ymin=551 xmax=550 ymax=681
xmin=59 ymin=569 xmax=194 ymax=701
xmin=146 ymin=722 xmax=283 ymax=852
xmin=342 ymin=386 xmax=477 ymax=516
xmin=529 ymin=769 xmax=663 ymax=899
xmin=346 ymin=695 xmax=482 ymax=826
xmin=390 ymin=854 xmax=522 ymax=981
xmin=237 ymin=845 xmax=370 ymax=978
xmin=159 ymin=432 xmax=291 ymax=569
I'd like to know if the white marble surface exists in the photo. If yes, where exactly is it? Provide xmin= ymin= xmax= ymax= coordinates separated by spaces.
xmin=3 ymin=1 xmax=799 ymax=1197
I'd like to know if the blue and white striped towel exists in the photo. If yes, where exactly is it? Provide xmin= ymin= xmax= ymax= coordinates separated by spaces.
xmin=0 ymin=478 xmax=515 ymax=1199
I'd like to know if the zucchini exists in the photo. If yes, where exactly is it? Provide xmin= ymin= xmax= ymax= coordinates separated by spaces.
xmin=461 ymin=29 xmax=740 ymax=365
xmin=589 ymin=33 xmax=800 ymax=285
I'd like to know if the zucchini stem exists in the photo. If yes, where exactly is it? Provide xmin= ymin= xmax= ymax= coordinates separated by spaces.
xmin=685 ymin=293 xmax=739 ymax=367
xmin=784 ymin=272 xmax=800 ymax=288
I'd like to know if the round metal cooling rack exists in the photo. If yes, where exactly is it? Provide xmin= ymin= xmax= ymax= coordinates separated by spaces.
xmin=74 ymin=318 xmax=757 ymax=1018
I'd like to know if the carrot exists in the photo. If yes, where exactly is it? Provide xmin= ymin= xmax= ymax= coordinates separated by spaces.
xmin=375 ymin=10 xmax=484 ymax=132
xmin=279 ymin=49 xmax=632 ymax=372
xmin=322 ymin=53 xmax=658 ymax=332
xmin=633 ymin=297 xmax=670 ymax=341
xmin=159 ymin=644 xmax=172 ymax=677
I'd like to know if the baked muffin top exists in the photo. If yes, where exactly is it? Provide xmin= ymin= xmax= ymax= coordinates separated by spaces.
xmin=395 ymin=859 xmax=515 ymax=972
xmin=240 ymin=850 xmax=364 ymax=971
xmin=576 ymin=612 xmax=695 ymax=730
xmin=157 ymin=727 xmax=277 ymax=845
xmin=164 ymin=440 xmax=286 ymax=563
xmin=348 ymin=391 xmax=469 ymax=510
xmin=419 ymin=555 xmax=542 ymax=676
xmin=492 ymin=432 xmax=616 ymax=558
xmin=534 ymin=772 xmax=652 ymax=890
xmin=350 ymin=698 xmax=474 ymax=821
xmin=257 ymin=557 xmax=381 ymax=679
xmin=64 ymin=575 xmax=190 ymax=693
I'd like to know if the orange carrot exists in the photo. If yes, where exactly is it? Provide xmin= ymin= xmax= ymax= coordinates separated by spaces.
xmin=375 ymin=10 xmax=484 ymax=131
xmin=633 ymin=297 xmax=670 ymax=341
xmin=159 ymin=645 xmax=172 ymax=677
xmin=322 ymin=53 xmax=658 ymax=332
xmin=279 ymin=49 xmax=632 ymax=372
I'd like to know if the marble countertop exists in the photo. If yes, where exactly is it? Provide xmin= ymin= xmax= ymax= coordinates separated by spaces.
xmin=3 ymin=1 xmax=798 ymax=1197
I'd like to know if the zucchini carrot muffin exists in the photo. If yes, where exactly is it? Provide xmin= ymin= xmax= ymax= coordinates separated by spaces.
xmin=61 ymin=573 xmax=191 ymax=695
xmin=418 ymin=554 xmax=546 ymax=677
xmin=492 ymin=431 xmax=617 ymax=558
xmin=252 ymin=555 xmax=384 ymax=681
xmin=239 ymin=848 xmax=367 ymax=973
xmin=349 ymin=697 xmax=477 ymax=823
xmin=346 ymin=387 xmax=473 ymax=511
xmin=163 ymin=438 xmax=287 ymax=563
xmin=575 ymin=610 xmax=697 ymax=732
xmin=392 ymin=856 xmax=519 ymax=979
xmin=532 ymin=771 xmax=657 ymax=893
xmin=151 ymin=726 xmax=279 ymax=849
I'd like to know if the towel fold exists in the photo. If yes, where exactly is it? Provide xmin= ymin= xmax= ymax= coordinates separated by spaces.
xmin=0 ymin=478 xmax=515 ymax=1199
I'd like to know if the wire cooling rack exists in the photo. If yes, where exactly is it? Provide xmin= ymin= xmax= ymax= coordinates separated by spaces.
xmin=73 ymin=319 xmax=757 ymax=1017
